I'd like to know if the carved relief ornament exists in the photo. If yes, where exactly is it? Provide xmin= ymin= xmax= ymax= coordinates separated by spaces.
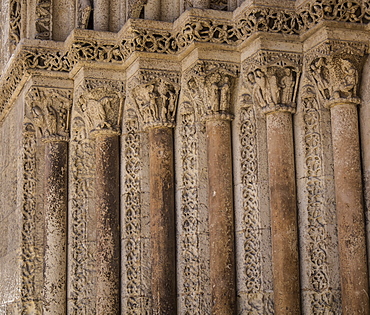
xmin=307 ymin=42 xmax=367 ymax=108
xmin=243 ymin=52 xmax=302 ymax=115
xmin=130 ymin=72 xmax=180 ymax=128
xmin=186 ymin=61 xmax=238 ymax=121
xmin=76 ymin=81 xmax=124 ymax=136
xmin=26 ymin=87 xmax=73 ymax=141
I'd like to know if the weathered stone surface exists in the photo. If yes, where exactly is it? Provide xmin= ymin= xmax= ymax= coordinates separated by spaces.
xmin=0 ymin=1 xmax=370 ymax=314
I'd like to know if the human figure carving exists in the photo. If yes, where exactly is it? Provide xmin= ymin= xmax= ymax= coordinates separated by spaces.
xmin=334 ymin=59 xmax=358 ymax=99
xmin=280 ymin=68 xmax=295 ymax=104
xmin=220 ymin=76 xmax=231 ymax=112
xmin=86 ymin=96 xmax=111 ymax=130
xmin=310 ymin=58 xmax=330 ymax=100
xmin=207 ymin=73 xmax=221 ymax=112
xmin=267 ymin=68 xmax=280 ymax=105
xmin=254 ymin=69 xmax=269 ymax=107
xmin=79 ymin=0 xmax=92 ymax=29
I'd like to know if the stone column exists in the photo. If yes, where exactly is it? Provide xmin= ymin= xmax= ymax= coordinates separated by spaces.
xmin=94 ymin=130 xmax=121 ymax=314
xmin=27 ymin=87 xmax=72 ymax=314
xmin=132 ymin=76 xmax=179 ymax=313
xmin=82 ymin=86 xmax=123 ymax=314
xmin=188 ymin=69 xmax=237 ymax=314
xmin=310 ymin=52 xmax=369 ymax=313
xmin=206 ymin=116 xmax=235 ymax=314
xmin=265 ymin=110 xmax=300 ymax=314
xmin=192 ymin=0 xmax=210 ymax=8
xmin=94 ymin=0 xmax=109 ymax=31
xmin=328 ymin=99 xmax=369 ymax=314
xmin=52 ymin=0 xmax=75 ymax=40
xmin=44 ymin=138 xmax=68 ymax=314
xmin=149 ymin=126 xmax=177 ymax=314
xmin=244 ymin=60 xmax=302 ymax=314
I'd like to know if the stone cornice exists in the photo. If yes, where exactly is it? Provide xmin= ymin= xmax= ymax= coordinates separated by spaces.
xmin=0 ymin=0 xmax=369 ymax=121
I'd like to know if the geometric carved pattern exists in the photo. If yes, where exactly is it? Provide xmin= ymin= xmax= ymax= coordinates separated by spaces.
xmin=239 ymin=106 xmax=274 ymax=313
xmin=178 ymin=108 xmax=204 ymax=314
xmin=301 ymin=85 xmax=338 ymax=313
xmin=1 ymin=1 xmax=370 ymax=120
xmin=21 ymin=123 xmax=38 ymax=314
xmin=122 ymin=111 xmax=150 ymax=313
xmin=69 ymin=114 xmax=96 ymax=315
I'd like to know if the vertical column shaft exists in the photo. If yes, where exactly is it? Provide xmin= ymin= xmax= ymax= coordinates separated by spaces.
xmin=44 ymin=140 xmax=68 ymax=314
xmin=266 ymin=111 xmax=300 ymax=314
xmin=144 ymin=0 xmax=161 ymax=20
xmin=206 ymin=119 xmax=235 ymax=315
xmin=94 ymin=0 xmax=110 ymax=31
xmin=192 ymin=0 xmax=210 ymax=8
xmin=95 ymin=133 xmax=121 ymax=314
xmin=330 ymin=103 xmax=369 ymax=314
xmin=148 ymin=127 xmax=177 ymax=314
xmin=52 ymin=0 xmax=75 ymax=40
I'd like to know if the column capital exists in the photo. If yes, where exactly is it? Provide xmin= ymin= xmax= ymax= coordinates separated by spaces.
xmin=129 ymin=69 xmax=180 ymax=129
xmin=26 ymin=86 xmax=73 ymax=142
xmin=306 ymin=40 xmax=368 ymax=109
xmin=185 ymin=60 xmax=238 ymax=121
xmin=242 ymin=50 xmax=302 ymax=115
xmin=76 ymin=78 xmax=124 ymax=136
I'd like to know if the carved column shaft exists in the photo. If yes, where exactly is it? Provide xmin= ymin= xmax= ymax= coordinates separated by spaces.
xmin=149 ymin=126 xmax=177 ymax=314
xmin=95 ymin=132 xmax=121 ymax=314
xmin=330 ymin=102 xmax=369 ymax=314
xmin=206 ymin=118 xmax=236 ymax=314
xmin=44 ymin=140 xmax=68 ymax=314
xmin=266 ymin=111 xmax=300 ymax=314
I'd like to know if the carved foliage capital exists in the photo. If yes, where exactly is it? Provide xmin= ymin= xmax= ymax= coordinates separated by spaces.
xmin=26 ymin=87 xmax=72 ymax=141
xmin=243 ymin=51 xmax=302 ymax=114
xmin=307 ymin=41 xmax=367 ymax=108
xmin=130 ymin=71 xmax=180 ymax=129
xmin=186 ymin=61 xmax=238 ymax=121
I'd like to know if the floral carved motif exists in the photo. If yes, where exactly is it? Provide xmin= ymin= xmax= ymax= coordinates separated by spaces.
xmin=300 ymin=84 xmax=339 ymax=313
xmin=122 ymin=110 xmax=150 ymax=313
xmin=69 ymin=115 xmax=96 ymax=315
xmin=26 ymin=87 xmax=73 ymax=141
xmin=9 ymin=0 xmax=21 ymax=51
xmin=21 ymin=123 xmax=39 ymax=314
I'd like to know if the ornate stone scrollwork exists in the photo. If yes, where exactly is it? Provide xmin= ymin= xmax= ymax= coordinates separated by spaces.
xmin=186 ymin=61 xmax=238 ymax=120
xmin=308 ymin=43 xmax=366 ymax=108
xmin=26 ymin=87 xmax=73 ymax=141
xmin=131 ymin=72 xmax=180 ymax=128
xmin=9 ymin=0 xmax=21 ymax=50
xmin=244 ymin=52 xmax=302 ymax=114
